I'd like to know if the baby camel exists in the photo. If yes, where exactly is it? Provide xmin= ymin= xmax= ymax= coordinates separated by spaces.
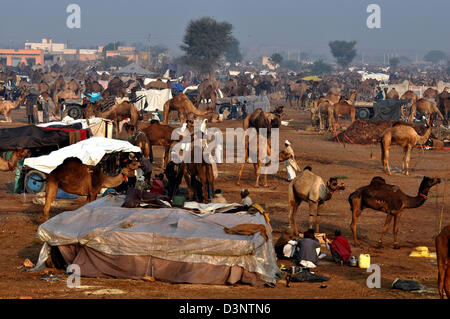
xmin=288 ymin=166 xmax=345 ymax=234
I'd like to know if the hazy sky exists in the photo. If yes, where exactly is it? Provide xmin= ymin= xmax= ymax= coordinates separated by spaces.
xmin=1 ymin=0 xmax=449 ymax=59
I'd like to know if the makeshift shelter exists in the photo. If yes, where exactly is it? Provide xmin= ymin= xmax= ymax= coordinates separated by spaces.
xmin=115 ymin=63 xmax=158 ymax=77
xmin=23 ymin=136 xmax=141 ymax=174
xmin=0 ymin=125 xmax=70 ymax=152
xmin=134 ymin=89 xmax=173 ymax=112
xmin=33 ymin=196 xmax=280 ymax=287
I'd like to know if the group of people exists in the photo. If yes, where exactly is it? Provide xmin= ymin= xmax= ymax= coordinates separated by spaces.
xmin=283 ymin=228 xmax=352 ymax=268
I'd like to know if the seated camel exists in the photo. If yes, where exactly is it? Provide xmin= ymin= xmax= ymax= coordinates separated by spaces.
xmin=0 ymin=149 xmax=30 ymax=172
xmin=42 ymin=157 xmax=139 ymax=220
xmin=436 ymin=225 xmax=450 ymax=299
xmin=288 ymin=166 xmax=345 ymax=234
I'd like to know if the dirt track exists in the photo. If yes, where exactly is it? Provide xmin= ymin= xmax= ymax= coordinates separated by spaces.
xmin=0 ymin=106 xmax=449 ymax=299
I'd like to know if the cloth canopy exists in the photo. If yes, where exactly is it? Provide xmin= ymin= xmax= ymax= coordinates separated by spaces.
xmin=33 ymin=195 xmax=280 ymax=286
xmin=0 ymin=125 xmax=69 ymax=152
xmin=134 ymin=89 xmax=172 ymax=112
xmin=23 ymin=136 xmax=141 ymax=174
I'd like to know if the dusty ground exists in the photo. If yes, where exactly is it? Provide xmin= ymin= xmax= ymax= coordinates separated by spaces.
xmin=0 ymin=105 xmax=449 ymax=299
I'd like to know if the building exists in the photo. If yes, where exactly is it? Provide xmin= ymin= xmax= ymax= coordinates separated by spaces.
xmin=25 ymin=38 xmax=66 ymax=53
xmin=105 ymin=46 xmax=138 ymax=62
xmin=0 ymin=49 xmax=44 ymax=66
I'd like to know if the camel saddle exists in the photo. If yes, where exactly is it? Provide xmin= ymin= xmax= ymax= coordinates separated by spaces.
xmin=121 ymin=187 xmax=170 ymax=208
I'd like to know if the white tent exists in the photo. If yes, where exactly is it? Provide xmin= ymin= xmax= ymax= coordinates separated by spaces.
xmin=23 ymin=137 xmax=141 ymax=174
xmin=134 ymin=89 xmax=172 ymax=112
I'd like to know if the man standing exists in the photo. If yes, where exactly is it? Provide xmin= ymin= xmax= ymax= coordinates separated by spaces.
xmin=284 ymin=140 xmax=300 ymax=181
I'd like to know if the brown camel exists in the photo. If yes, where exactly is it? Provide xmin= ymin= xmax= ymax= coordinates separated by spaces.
xmin=400 ymin=90 xmax=419 ymax=119
xmin=288 ymin=166 xmax=345 ymax=234
xmin=0 ymin=92 xmax=27 ymax=122
xmin=162 ymin=93 xmax=214 ymax=125
xmin=94 ymin=101 xmax=140 ymax=137
xmin=349 ymin=176 xmax=441 ymax=249
xmin=408 ymin=98 xmax=447 ymax=125
xmin=329 ymin=90 xmax=357 ymax=128
xmin=423 ymin=87 xmax=438 ymax=99
xmin=42 ymin=157 xmax=134 ymax=220
xmin=380 ymin=122 xmax=432 ymax=175
xmin=67 ymin=79 xmax=81 ymax=96
xmin=197 ymin=78 xmax=219 ymax=109
xmin=436 ymin=225 xmax=450 ymax=299
xmin=385 ymin=88 xmax=399 ymax=99
xmin=0 ymin=149 xmax=30 ymax=171
xmin=310 ymin=98 xmax=332 ymax=131
xmin=134 ymin=121 xmax=175 ymax=168
xmin=242 ymin=106 xmax=283 ymax=138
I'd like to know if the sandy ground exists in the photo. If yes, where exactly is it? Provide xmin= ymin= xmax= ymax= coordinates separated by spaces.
xmin=0 ymin=105 xmax=448 ymax=299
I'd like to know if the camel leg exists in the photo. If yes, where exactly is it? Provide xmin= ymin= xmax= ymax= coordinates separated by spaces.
xmin=237 ymin=163 xmax=245 ymax=186
xmin=289 ymin=200 xmax=301 ymax=236
xmin=436 ymin=235 xmax=449 ymax=299
xmin=392 ymin=214 xmax=401 ymax=249
xmin=378 ymin=214 xmax=394 ymax=248
xmin=308 ymin=201 xmax=317 ymax=231
xmin=383 ymin=145 xmax=391 ymax=175
xmin=43 ymin=181 xmax=58 ymax=221
xmin=254 ymin=164 xmax=260 ymax=188
xmin=404 ymin=145 xmax=412 ymax=176
xmin=401 ymin=146 xmax=407 ymax=173
xmin=349 ymin=195 xmax=363 ymax=246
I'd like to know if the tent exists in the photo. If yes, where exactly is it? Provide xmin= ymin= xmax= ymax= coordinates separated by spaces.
xmin=0 ymin=125 xmax=70 ymax=152
xmin=115 ymin=63 xmax=158 ymax=77
xmin=23 ymin=137 xmax=141 ymax=174
xmin=134 ymin=89 xmax=173 ymax=112
xmin=32 ymin=196 xmax=280 ymax=287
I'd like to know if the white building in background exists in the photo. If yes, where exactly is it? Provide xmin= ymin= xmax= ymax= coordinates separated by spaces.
xmin=25 ymin=38 xmax=66 ymax=53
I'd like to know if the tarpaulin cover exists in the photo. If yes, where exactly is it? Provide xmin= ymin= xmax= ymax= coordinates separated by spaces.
xmin=371 ymin=99 xmax=403 ymax=121
xmin=34 ymin=195 xmax=280 ymax=285
xmin=23 ymin=136 xmax=141 ymax=174
xmin=134 ymin=89 xmax=172 ymax=112
xmin=0 ymin=125 xmax=69 ymax=152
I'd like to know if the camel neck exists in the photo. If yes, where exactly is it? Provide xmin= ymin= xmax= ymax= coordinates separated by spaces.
xmin=405 ymin=184 xmax=431 ymax=209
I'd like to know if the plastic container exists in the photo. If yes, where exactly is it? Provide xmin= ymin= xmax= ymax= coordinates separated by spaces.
xmin=359 ymin=254 xmax=371 ymax=268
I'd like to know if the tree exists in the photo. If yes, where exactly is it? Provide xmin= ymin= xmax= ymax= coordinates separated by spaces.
xmin=389 ymin=57 xmax=400 ymax=72
xmin=329 ymin=40 xmax=357 ymax=69
xmin=423 ymin=50 xmax=447 ymax=64
xmin=180 ymin=17 xmax=234 ymax=75
xmin=225 ymin=37 xmax=242 ymax=64
xmin=309 ymin=60 xmax=333 ymax=75
xmin=102 ymin=42 xmax=123 ymax=57
xmin=270 ymin=53 xmax=283 ymax=65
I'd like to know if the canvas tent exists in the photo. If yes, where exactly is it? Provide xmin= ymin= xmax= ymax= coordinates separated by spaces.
xmin=134 ymin=89 xmax=173 ymax=112
xmin=115 ymin=63 xmax=158 ymax=77
xmin=33 ymin=196 xmax=280 ymax=287
xmin=23 ymin=137 xmax=141 ymax=174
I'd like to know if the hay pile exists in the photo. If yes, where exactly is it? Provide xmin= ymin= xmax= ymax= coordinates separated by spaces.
xmin=333 ymin=120 xmax=430 ymax=145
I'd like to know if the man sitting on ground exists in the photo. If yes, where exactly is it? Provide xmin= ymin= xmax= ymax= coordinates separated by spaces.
xmin=294 ymin=229 xmax=321 ymax=268
xmin=326 ymin=229 xmax=351 ymax=265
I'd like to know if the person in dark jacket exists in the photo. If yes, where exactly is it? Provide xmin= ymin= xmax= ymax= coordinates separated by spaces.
xmin=295 ymin=229 xmax=321 ymax=267
xmin=25 ymin=94 xmax=35 ymax=124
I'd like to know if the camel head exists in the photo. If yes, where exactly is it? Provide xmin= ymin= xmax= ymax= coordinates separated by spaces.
xmin=419 ymin=176 xmax=441 ymax=194
xmin=327 ymin=177 xmax=345 ymax=192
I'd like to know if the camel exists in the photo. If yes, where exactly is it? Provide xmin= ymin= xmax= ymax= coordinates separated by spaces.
xmin=288 ymin=166 xmax=345 ymax=234
xmin=67 ymin=79 xmax=81 ymax=96
xmin=0 ymin=149 xmax=30 ymax=171
xmin=348 ymin=176 xmax=441 ymax=249
xmin=0 ymin=91 xmax=27 ymax=122
xmin=435 ymin=225 xmax=450 ymax=299
xmin=329 ymin=90 xmax=357 ymax=128
xmin=400 ymin=90 xmax=419 ymax=119
xmin=42 ymin=157 xmax=135 ymax=220
xmin=384 ymin=88 xmax=399 ymax=100
xmin=197 ymin=79 xmax=218 ymax=109
xmin=380 ymin=122 xmax=432 ymax=176
xmin=94 ymin=101 xmax=140 ymax=137
xmin=130 ymin=121 xmax=176 ymax=168
xmin=310 ymin=98 xmax=331 ymax=131
xmin=286 ymin=81 xmax=309 ymax=107
xmin=242 ymin=106 xmax=283 ymax=139
xmin=236 ymin=133 xmax=291 ymax=188
xmin=408 ymin=98 xmax=448 ymax=125
xmin=162 ymin=93 xmax=215 ymax=125
xmin=423 ymin=87 xmax=438 ymax=99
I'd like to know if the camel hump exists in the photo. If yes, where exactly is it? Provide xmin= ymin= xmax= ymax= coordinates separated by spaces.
xmin=303 ymin=165 xmax=312 ymax=171
xmin=62 ymin=157 xmax=83 ymax=165
xmin=370 ymin=176 xmax=386 ymax=185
